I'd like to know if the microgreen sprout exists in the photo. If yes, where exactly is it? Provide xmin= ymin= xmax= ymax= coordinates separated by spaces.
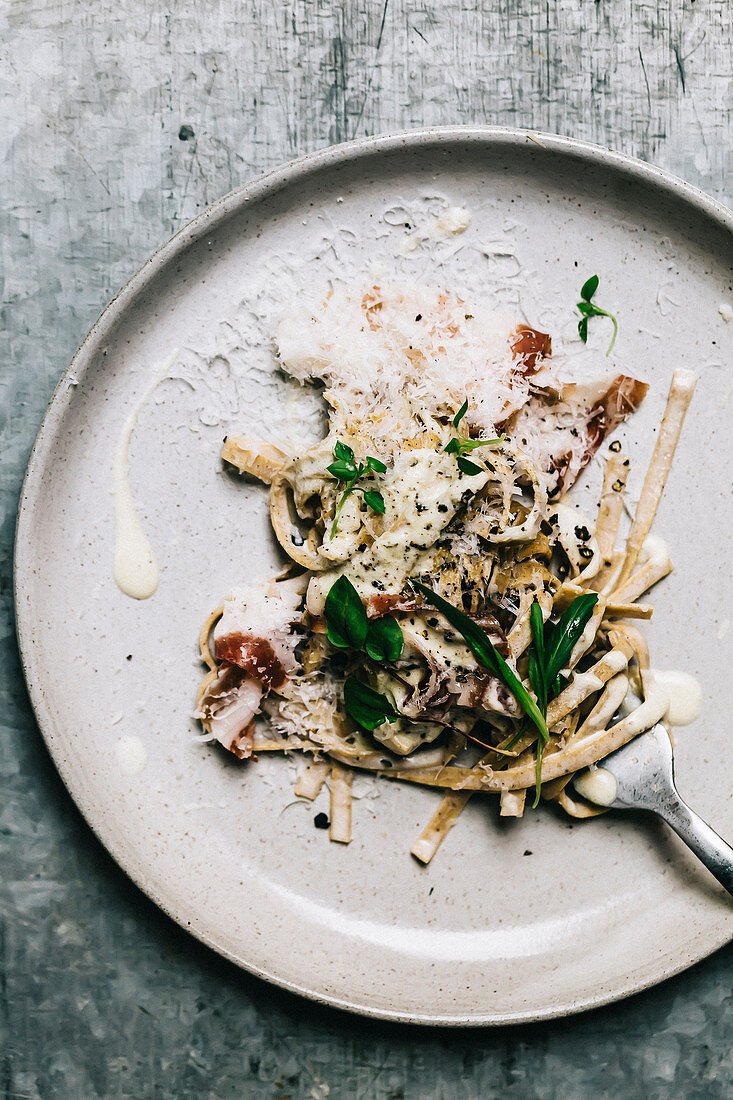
xmin=327 ymin=440 xmax=386 ymax=536
xmin=577 ymin=275 xmax=618 ymax=356
xmin=444 ymin=399 xmax=504 ymax=475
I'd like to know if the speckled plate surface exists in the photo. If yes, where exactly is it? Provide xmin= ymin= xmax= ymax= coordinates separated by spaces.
xmin=14 ymin=129 xmax=733 ymax=1024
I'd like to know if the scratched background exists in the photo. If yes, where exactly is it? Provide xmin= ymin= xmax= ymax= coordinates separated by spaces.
xmin=2 ymin=1 xmax=733 ymax=1097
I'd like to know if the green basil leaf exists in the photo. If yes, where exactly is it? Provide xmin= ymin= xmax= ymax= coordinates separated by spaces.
xmin=453 ymin=398 xmax=468 ymax=428
xmin=456 ymin=455 xmax=482 ymax=475
xmin=527 ymin=650 xmax=545 ymax=715
xmin=324 ymin=576 xmax=368 ymax=650
xmin=580 ymin=274 xmax=599 ymax=302
xmin=365 ymin=616 xmax=404 ymax=662
xmin=543 ymin=593 xmax=599 ymax=691
xmin=578 ymin=317 xmax=589 ymax=343
xmin=529 ymin=600 xmax=545 ymax=662
xmin=366 ymin=455 xmax=387 ymax=473
xmin=532 ymin=737 xmax=545 ymax=808
xmin=444 ymin=438 xmax=461 ymax=454
xmin=362 ymin=489 xmax=385 ymax=514
xmin=343 ymin=677 xmax=398 ymax=731
xmin=576 ymin=301 xmax=595 ymax=316
xmin=529 ymin=600 xmax=547 ymax=711
xmin=411 ymin=581 xmax=549 ymax=742
xmin=333 ymin=440 xmax=355 ymax=463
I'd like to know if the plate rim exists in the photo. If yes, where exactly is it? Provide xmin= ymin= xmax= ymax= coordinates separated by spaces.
xmin=14 ymin=125 xmax=733 ymax=1026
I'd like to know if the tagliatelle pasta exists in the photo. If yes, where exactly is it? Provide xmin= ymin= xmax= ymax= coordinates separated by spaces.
xmin=195 ymin=280 xmax=695 ymax=862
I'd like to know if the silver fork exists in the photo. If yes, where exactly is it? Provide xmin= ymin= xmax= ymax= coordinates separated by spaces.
xmin=572 ymin=723 xmax=733 ymax=896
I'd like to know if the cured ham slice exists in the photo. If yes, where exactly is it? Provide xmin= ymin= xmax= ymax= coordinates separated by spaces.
xmin=195 ymin=666 xmax=262 ymax=758
xmin=508 ymin=374 xmax=648 ymax=495
xmin=197 ymin=583 xmax=304 ymax=758
xmin=510 ymin=325 xmax=552 ymax=375
xmin=214 ymin=583 xmax=302 ymax=687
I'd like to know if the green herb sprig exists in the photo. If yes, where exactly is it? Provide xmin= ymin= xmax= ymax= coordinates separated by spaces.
xmin=327 ymin=441 xmax=386 ymax=537
xmin=444 ymin=400 xmax=504 ymax=475
xmin=577 ymin=275 xmax=618 ymax=356
xmin=324 ymin=574 xmax=369 ymax=650
xmin=527 ymin=592 xmax=599 ymax=805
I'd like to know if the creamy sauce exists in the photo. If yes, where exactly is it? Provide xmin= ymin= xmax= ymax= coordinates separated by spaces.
xmin=718 ymin=301 xmax=733 ymax=323
xmin=114 ymin=735 xmax=148 ymax=775
xmin=574 ymin=766 xmax=618 ymax=806
xmin=650 ymin=669 xmax=703 ymax=726
xmin=402 ymin=619 xmax=477 ymax=671
xmin=113 ymin=351 xmax=178 ymax=599
xmin=306 ymin=450 xmax=487 ymax=614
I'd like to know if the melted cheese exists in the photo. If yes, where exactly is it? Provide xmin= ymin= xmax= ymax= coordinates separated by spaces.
xmin=401 ymin=618 xmax=476 ymax=672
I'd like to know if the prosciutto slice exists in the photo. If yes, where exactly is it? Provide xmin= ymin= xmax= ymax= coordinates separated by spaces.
xmin=508 ymin=374 xmax=648 ymax=495
xmin=213 ymin=583 xmax=302 ymax=688
xmin=510 ymin=324 xmax=552 ymax=375
xmin=196 ymin=582 xmax=304 ymax=758
xmin=195 ymin=666 xmax=262 ymax=759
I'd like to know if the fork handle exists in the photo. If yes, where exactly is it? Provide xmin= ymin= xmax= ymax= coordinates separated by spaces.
xmin=655 ymin=796 xmax=733 ymax=897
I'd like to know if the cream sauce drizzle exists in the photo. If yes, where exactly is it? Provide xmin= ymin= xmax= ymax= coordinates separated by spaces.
xmin=114 ymin=735 xmax=148 ymax=775
xmin=650 ymin=669 xmax=703 ymax=726
xmin=113 ymin=351 xmax=178 ymax=599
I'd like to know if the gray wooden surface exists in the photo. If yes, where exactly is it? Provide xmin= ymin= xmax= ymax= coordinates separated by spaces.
xmin=2 ymin=2 xmax=732 ymax=1097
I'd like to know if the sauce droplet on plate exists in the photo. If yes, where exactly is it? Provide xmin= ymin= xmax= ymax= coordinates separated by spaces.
xmin=112 ymin=351 xmax=178 ymax=599
xmin=651 ymin=669 xmax=703 ymax=726
xmin=114 ymin=735 xmax=148 ymax=775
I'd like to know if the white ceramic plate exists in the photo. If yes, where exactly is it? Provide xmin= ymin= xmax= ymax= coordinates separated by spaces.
xmin=15 ymin=129 xmax=733 ymax=1025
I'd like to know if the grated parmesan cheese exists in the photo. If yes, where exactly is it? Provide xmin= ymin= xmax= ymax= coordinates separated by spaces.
xmin=275 ymin=282 xmax=547 ymax=453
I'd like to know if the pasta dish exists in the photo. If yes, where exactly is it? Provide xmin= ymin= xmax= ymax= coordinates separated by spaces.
xmin=195 ymin=280 xmax=695 ymax=863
